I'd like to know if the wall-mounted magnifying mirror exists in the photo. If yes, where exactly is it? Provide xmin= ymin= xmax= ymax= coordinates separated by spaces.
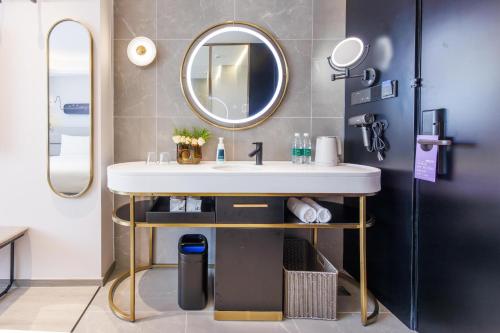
xmin=181 ymin=21 xmax=288 ymax=130
xmin=47 ymin=19 xmax=93 ymax=198
xmin=327 ymin=37 xmax=377 ymax=87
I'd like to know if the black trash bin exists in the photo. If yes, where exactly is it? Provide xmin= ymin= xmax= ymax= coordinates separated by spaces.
xmin=178 ymin=234 xmax=208 ymax=310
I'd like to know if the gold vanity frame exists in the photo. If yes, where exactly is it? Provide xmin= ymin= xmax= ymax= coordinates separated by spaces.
xmin=180 ymin=21 xmax=289 ymax=131
xmin=46 ymin=19 xmax=94 ymax=198
xmin=109 ymin=191 xmax=379 ymax=326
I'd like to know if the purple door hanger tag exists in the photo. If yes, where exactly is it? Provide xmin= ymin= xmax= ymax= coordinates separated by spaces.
xmin=415 ymin=135 xmax=438 ymax=182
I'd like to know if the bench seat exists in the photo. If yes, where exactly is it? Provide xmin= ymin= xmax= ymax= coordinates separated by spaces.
xmin=0 ymin=226 xmax=28 ymax=298
xmin=0 ymin=227 xmax=28 ymax=249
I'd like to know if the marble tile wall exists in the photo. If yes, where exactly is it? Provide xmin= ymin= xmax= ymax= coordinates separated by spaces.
xmin=114 ymin=0 xmax=346 ymax=269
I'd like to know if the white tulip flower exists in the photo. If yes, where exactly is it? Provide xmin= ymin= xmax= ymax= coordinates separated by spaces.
xmin=198 ymin=137 xmax=206 ymax=146
xmin=172 ymin=135 xmax=181 ymax=144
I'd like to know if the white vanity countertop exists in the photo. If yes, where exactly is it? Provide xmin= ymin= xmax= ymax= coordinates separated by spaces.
xmin=107 ymin=161 xmax=381 ymax=195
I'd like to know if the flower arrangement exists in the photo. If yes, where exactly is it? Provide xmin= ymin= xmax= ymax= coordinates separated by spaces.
xmin=172 ymin=127 xmax=211 ymax=164
xmin=172 ymin=127 xmax=210 ymax=147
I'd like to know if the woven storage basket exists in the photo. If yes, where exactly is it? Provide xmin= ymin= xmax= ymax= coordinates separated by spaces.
xmin=284 ymin=239 xmax=338 ymax=320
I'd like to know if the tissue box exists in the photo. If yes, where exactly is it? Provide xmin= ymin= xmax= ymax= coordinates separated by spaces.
xmin=186 ymin=196 xmax=202 ymax=212
xmin=170 ymin=196 xmax=186 ymax=212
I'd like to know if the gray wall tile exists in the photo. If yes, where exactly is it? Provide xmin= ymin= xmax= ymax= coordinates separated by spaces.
xmin=234 ymin=117 xmax=310 ymax=161
xmin=115 ymin=224 xmax=150 ymax=270
xmin=275 ymin=40 xmax=312 ymax=118
xmin=114 ymin=0 xmax=156 ymax=39
xmin=312 ymin=40 xmax=344 ymax=117
xmin=313 ymin=0 xmax=346 ymax=39
xmin=156 ymin=40 xmax=193 ymax=117
xmin=114 ymin=41 xmax=156 ymax=117
xmin=312 ymin=58 xmax=345 ymax=117
xmin=157 ymin=0 xmax=234 ymax=39
xmin=318 ymin=229 xmax=343 ymax=269
xmin=235 ymin=0 xmax=313 ymax=39
xmin=114 ymin=117 xmax=156 ymax=163
xmin=312 ymin=117 xmax=344 ymax=139
xmin=313 ymin=39 xmax=341 ymax=59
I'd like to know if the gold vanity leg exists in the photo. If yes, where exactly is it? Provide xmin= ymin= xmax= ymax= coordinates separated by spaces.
xmin=312 ymin=227 xmax=318 ymax=249
xmin=149 ymin=227 xmax=154 ymax=266
xmin=359 ymin=195 xmax=368 ymax=326
xmin=129 ymin=195 xmax=136 ymax=322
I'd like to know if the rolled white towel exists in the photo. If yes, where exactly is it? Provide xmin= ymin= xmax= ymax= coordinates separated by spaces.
xmin=287 ymin=197 xmax=317 ymax=223
xmin=301 ymin=198 xmax=332 ymax=223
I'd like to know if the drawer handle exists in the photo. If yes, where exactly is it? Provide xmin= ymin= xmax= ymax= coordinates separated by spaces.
xmin=232 ymin=204 xmax=269 ymax=208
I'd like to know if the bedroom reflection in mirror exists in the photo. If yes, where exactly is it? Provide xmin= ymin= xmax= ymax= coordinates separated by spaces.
xmin=47 ymin=20 xmax=93 ymax=198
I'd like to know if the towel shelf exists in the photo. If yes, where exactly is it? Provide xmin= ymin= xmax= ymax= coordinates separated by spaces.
xmin=113 ymin=199 xmax=375 ymax=229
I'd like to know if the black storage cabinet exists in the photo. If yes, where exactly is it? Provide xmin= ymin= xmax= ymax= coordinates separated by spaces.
xmin=215 ymin=197 xmax=285 ymax=312
xmin=178 ymin=234 xmax=208 ymax=310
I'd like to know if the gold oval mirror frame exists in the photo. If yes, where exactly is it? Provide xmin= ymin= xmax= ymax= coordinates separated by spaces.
xmin=47 ymin=19 xmax=93 ymax=198
xmin=181 ymin=21 xmax=289 ymax=130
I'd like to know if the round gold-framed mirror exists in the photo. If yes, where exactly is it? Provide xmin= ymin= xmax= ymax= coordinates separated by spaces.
xmin=180 ymin=21 xmax=288 ymax=130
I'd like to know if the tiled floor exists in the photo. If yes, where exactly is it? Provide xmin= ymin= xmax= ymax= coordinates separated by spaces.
xmin=0 ymin=285 xmax=98 ymax=332
xmin=74 ymin=268 xmax=414 ymax=333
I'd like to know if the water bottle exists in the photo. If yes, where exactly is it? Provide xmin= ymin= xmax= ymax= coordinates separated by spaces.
xmin=292 ymin=133 xmax=303 ymax=164
xmin=302 ymin=133 xmax=312 ymax=164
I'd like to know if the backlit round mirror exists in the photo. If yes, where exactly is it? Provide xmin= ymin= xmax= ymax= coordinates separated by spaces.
xmin=330 ymin=37 xmax=366 ymax=69
xmin=181 ymin=22 xmax=288 ymax=130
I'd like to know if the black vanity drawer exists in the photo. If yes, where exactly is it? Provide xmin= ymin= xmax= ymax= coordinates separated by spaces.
xmin=215 ymin=229 xmax=284 ymax=311
xmin=216 ymin=197 xmax=285 ymax=223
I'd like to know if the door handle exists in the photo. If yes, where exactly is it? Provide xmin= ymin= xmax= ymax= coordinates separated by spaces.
xmin=417 ymin=139 xmax=452 ymax=146
xmin=232 ymin=204 xmax=269 ymax=208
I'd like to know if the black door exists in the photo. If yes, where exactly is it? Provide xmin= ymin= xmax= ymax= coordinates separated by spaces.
xmin=417 ymin=1 xmax=500 ymax=332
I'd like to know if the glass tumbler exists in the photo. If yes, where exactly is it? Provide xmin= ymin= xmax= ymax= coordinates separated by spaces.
xmin=159 ymin=152 xmax=171 ymax=164
xmin=146 ymin=152 xmax=157 ymax=165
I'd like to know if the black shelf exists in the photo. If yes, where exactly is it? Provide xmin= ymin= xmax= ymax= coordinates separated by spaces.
xmin=146 ymin=197 xmax=215 ymax=224
xmin=285 ymin=201 xmax=372 ymax=226
xmin=114 ymin=198 xmax=373 ymax=228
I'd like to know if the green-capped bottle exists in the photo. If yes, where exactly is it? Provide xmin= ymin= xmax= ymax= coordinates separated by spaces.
xmin=292 ymin=133 xmax=304 ymax=164
xmin=303 ymin=133 xmax=312 ymax=164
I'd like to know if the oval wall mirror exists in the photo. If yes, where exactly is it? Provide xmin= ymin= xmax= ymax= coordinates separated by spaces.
xmin=47 ymin=19 xmax=93 ymax=198
xmin=181 ymin=21 xmax=288 ymax=130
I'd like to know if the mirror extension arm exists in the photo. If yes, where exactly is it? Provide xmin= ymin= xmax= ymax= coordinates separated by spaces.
xmin=328 ymin=56 xmax=377 ymax=87
xmin=327 ymin=41 xmax=377 ymax=87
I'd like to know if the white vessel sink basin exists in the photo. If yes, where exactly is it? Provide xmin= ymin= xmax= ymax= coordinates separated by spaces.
xmin=107 ymin=161 xmax=381 ymax=195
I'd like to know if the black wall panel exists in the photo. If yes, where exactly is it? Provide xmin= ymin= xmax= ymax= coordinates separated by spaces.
xmin=344 ymin=0 xmax=417 ymax=328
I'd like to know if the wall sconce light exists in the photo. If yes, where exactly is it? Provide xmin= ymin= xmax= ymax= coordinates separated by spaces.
xmin=127 ymin=37 xmax=156 ymax=67
xmin=327 ymin=37 xmax=377 ymax=87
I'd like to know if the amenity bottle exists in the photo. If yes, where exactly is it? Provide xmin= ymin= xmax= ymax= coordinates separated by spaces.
xmin=292 ymin=133 xmax=303 ymax=164
xmin=216 ymin=137 xmax=225 ymax=163
xmin=302 ymin=133 xmax=312 ymax=164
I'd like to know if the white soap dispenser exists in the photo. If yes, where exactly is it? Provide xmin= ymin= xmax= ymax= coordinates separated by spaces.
xmin=216 ymin=137 xmax=225 ymax=163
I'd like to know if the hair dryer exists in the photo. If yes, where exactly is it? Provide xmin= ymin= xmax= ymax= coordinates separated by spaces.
xmin=348 ymin=113 xmax=375 ymax=149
